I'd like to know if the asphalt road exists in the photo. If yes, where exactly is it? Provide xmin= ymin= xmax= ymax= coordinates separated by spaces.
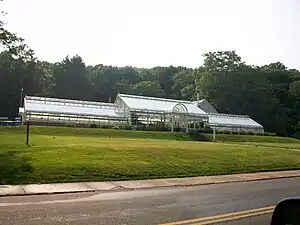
xmin=1 ymin=177 xmax=300 ymax=225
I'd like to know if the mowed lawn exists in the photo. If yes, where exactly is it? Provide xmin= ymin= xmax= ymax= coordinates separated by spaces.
xmin=1 ymin=127 xmax=300 ymax=184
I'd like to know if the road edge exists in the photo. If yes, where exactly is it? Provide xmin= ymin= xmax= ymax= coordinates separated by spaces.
xmin=1 ymin=170 xmax=300 ymax=197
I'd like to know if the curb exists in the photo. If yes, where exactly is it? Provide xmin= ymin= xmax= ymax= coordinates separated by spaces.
xmin=1 ymin=170 xmax=300 ymax=197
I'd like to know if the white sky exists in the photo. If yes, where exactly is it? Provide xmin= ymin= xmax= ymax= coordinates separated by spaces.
xmin=2 ymin=0 xmax=300 ymax=68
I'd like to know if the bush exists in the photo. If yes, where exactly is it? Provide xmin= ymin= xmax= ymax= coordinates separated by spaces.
xmin=238 ymin=131 xmax=245 ymax=135
xmin=223 ymin=130 xmax=231 ymax=134
xmin=247 ymin=131 xmax=255 ymax=135
xmin=188 ymin=133 xmax=211 ymax=141
xmin=173 ymin=127 xmax=181 ymax=132
xmin=90 ymin=124 xmax=98 ymax=128
xmin=204 ymin=128 xmax=214 ymax=133
xmin=231 ymin=131 xmax=239 ymax=135
xmin=293 ymin=132 xmax=300 ymax=140
xmin=112 ymin=125 xmax=120 ymax=130
xmin=160 ymin=127 xmax=169 ymax=132
xmin=123 ymin=125 xmax=132 ymax=130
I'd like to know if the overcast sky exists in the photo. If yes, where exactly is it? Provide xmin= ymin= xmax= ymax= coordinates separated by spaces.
xmin=2 ymin=0 xmax=300 ymax=68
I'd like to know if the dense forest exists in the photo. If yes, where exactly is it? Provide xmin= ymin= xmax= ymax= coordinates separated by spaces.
xmin=1 ymin=7 xmax=300 ymax=138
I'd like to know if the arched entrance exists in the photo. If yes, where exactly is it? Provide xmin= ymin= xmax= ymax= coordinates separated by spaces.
xmin=170 ymin=103 xmax=188 ymax=133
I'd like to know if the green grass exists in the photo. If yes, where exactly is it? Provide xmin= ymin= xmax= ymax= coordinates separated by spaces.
xmin=1 ymin=126 xmax=300 ymax=185
xmin=0 ymin=126 xmax=196 ymax=141
xmin=210 ymin=134 xmax=300 ymax=143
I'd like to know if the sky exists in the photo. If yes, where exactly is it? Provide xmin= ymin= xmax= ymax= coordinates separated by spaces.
xmin=2 ymin=0 xmax=300 ymax=69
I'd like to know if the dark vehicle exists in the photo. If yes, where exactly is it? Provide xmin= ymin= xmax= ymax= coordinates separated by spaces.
xmin=271 ymin=197 xmax=300 ymax=225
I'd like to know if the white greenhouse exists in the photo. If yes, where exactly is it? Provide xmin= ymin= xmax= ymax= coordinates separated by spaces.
xmin=19 ymin=93 xmax=264 ymax=133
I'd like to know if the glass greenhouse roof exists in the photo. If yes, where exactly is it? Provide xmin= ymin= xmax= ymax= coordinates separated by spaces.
xmin=208 ymin=114 xmax=263 ymax=128
xmin=24 ymin=96 xmax=123 ymax=118
xmin=118 ymin=94 xmax=207 ymax=115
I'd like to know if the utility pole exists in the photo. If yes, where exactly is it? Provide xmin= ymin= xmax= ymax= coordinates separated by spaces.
xmin=20 ymin=88 xmax=24 ymax=107
xmin=26 ymin=121 xmax=30 ymax=146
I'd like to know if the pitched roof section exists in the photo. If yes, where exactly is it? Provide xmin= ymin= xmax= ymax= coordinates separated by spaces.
xmin=118 ymin=94 xmax=207 ymax=115
xmin=193 ymin=99 xmax=218 ymax=113
xmin=24 ymin=96 xmax=124 ymax=118
xmin=208 ymin=113 xmax=263 ymax=129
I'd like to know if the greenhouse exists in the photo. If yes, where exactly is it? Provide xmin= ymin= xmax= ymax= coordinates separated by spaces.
xmin=115 ymin=94 xmax=209 ymax=132
xmin=19 ymin=93 xmax=264 ymax=133
xmin=21 ymin=96 xmax=128 ymax=127
xmin=207 ymin=113 xmax=264 ymax=133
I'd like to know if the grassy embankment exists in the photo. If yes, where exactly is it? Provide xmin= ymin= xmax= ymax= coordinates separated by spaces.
xmin=1 ymin=126 xmax=300 ymax=185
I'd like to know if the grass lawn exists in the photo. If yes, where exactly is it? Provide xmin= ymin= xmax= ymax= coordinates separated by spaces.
xmin=236 ymin=142 xmax=300 ymax=150
xmin=1 ymin=126 xmax=300 ymax=185
xmin=210 ymin=134 xmax=300 ymax=143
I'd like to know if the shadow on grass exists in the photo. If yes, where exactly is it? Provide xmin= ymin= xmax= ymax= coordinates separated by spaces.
xmin=0 ymin=151 xmax=33 ymax=185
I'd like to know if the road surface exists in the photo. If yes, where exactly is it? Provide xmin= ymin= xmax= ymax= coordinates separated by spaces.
xmin=1 ymin=177 xmax=300 ymax=225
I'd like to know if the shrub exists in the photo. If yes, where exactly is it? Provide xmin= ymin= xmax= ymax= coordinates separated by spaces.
xmin=188 ymin=133 xmax=211 ymax=141
xmin=239 ymin=130 xmax=247 ymax=135
xmin=248 ymin=131 xmax=255 ymax=135
xmin=112 ymin=125 xmax=120 ymax=130
xmin=293 ymin=132 xmax=300 ymax=140
xmin=123 ymin=125 xmax=132 ymax=130
xmin=90 ymin=124 xmax=97 ymax=128
xmin=160 ymin=127 xmax=169 ymax=132
xmin=174 ymin=127 xmax=181 ymax=132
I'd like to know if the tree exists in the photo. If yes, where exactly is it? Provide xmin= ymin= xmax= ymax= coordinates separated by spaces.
xmin=139 ymin=69 xmax=157 ymax=81
xmin=196 ymin=51 xmax=288 ymax=135
xmin=203 ymin=50 xmax=244 ymax=73
xmin=132 ymin=81 xmax=164 ymax=97
xmin=290 ymin=81 xmax=300 ymax=99
xmin=171 ymin=69 xmax=195 ymax=99
xmin=0 ymin=52 xmax=45 ymax=118
xmin=0 ymin=4 xmax=34 ymax=61
xmin=38 ymin=61 xmax=55 ymax=96
xmin=154 ymin=66 xmax=179 ymax=97
xmin=54 ymin=55 xmax=91 ymax=100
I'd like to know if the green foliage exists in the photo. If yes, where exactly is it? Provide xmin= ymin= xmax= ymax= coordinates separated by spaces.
xmin=293 ymin=122 xmax=300 ymax=139
xmin=290 ymin=81 xmax=300 ymax=99
xmin=132 ymin=80 xmax=164 ymax=97
xmin=203 ymin=50 xmax=244 ymax=73
xmin=239 ymin=131 xmax=247 ymax=135
xmin=90 ymin=124 xmax=97 ymax=128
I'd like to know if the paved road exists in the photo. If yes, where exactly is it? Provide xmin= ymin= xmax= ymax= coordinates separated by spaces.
xmin=1 ymin=177 xmax=300 ymax=225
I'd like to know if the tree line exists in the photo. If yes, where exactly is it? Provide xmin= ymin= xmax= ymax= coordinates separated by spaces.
xmin=1 ymin=10 xmax=300 ymax=138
